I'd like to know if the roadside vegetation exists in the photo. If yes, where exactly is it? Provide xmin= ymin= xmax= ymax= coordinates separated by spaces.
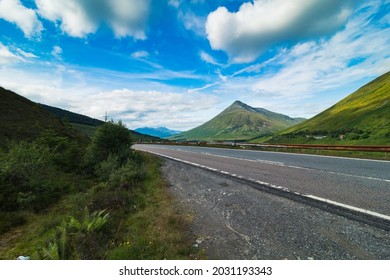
xmin=0 ymin=121 xmax=200 ymax=260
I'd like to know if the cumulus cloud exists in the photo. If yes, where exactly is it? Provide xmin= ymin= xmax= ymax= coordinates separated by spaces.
xmin=36 ymin=0 xmax=151 ymax=39
xmin=206 ymin=0 xmax=356 ymax=63
xmin=85 ymin=89 xmax=218 ymax=129
xmin=0 ymin=0 xmax=43 ymax=38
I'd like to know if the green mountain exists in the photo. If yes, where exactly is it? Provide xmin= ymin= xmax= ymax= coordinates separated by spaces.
xmin=0 ymin=87 xmax=88 ymax=149
xmin=0 ymin=87 xmax=160 ymax=147
xmin=169 ymin=101 xmax=304 ymax=141
xmin=269 ymin=71 xmax=390 ymax=145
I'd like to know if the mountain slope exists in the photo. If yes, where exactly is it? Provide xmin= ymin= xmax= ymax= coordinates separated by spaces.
xmin=39 ymin=103 xmax=161 ymax=142
xmin=0 ymin=87 xmax=88 ymax=148
xmin=39 ymin=104 xmax=104 ymax=127
xmin=270 ymin=71 xmax=390 ymax=145
xmin=169 ymin=101 xmax=304 ymax=141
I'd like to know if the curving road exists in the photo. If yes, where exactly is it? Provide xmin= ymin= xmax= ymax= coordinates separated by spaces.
xmin=134 ymin=144 xmax=390 ymax=220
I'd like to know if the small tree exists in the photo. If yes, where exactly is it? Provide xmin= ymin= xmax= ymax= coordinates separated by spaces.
xmin=84 ymin=121 xmax=132 ymax=169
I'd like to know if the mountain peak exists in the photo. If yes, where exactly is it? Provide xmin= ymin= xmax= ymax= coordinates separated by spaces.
xmin=169 ymin=100 xmax=304 ymax=141
xmin=227 ymin=100 xmax=259 ymax=113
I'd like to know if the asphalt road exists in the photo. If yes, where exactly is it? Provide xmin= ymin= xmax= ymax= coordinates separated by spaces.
xmin=134 ymin=144 xmax=390 ymax=219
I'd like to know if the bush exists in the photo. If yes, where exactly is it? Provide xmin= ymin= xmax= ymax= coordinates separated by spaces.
xmin=35 ymin=130 xmax=84 ymax=172
xmin=94 ymin=154 xmax=121 ymax=181
xmin=0 ymin=140 xmax=73 ymax=212
xmin=0 ymin=142 xmax=53 ymax=211
xmin=108 ymin=159 xmax=145 ymax=189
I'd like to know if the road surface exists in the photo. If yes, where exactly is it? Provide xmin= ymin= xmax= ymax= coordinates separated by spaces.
xmin=134 ymin=144 xmax=390 ymax=222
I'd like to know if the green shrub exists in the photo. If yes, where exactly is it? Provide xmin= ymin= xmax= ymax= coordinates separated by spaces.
xmin=108 ymin=159 xmax=145 ymax=189
xmin=35 ymin=130 xmax=84 ymax=172
xmin=94 ymin=154 xmax=121 ymax=181
xmin=0 ymin=142 xmax=53 ymax=211
xmin=0 ymin=141 xmax=72 ymax=212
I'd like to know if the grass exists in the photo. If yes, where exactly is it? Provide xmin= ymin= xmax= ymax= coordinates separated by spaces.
xmin=0 ymin=153 xmax=202 ymax=260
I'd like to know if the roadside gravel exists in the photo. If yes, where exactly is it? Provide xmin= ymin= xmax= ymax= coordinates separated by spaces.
xmin=161 ymin=159 xmax=390 ymax=260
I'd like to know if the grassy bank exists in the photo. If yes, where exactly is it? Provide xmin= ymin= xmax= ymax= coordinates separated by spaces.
xmin=0 ymin=152 xmax=200 ymax=260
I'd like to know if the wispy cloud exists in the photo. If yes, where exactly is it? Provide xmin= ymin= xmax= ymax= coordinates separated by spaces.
xmin=131 ymin=50 xmax=150 ymax=59
xmin=0 ymin=59 xmax=219 ymax=130
xmin=0 ymin=43 xmax=24 ymax=64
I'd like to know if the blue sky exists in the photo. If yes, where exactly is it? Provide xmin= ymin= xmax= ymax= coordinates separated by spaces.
xmin=0 ymin=0 xmax=389 ymax=130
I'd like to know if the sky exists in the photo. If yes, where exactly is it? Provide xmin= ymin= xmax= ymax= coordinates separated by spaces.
xmin=0 ymin=0 xmax=389 ymax=131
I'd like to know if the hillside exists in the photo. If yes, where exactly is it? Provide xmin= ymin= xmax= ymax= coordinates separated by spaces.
xmin=269 ymin=71 xmax=390 ymax=145
xmin=169 ymin=101 xmax=304 ymax=141
xmin=0 ymin=87 xmax=88 ymax=149
xmin=39 ymin=104 xmax=104 ymax=127
xmin=39 ymin=103 xmax=161 ymax=142
xmin=135 ymin=127 xmax=182 ymax=138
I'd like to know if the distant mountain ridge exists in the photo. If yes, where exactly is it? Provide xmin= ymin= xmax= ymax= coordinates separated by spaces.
xmin=270 ymin=71 xmax=390 ymax=145
xmin=169 ymin=100 xmax=305 ymax=141
xmin=39 ymin=104 xmax=104 ymax=127
xmin=0 ymin=87 xmax=160 ymax=144
xmin=135 ymin=127 xmax=182 ymax=138
xmin=40 ymin=104 xmax=161 ymax=142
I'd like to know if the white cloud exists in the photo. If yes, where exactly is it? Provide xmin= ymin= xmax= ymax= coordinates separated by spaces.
xmin=200 ymin=51 xmax=221 ymax=66
xmin=0 ymin=43 xmax=24 ymax=64
xmin=0 ymin=61 xmax=219 ymax=130
xmin=131 ymin=50 xmax=150 ymax=59
xmin=16 ymin=48 xmax=38 ymax=59
xmin=168 ymin=0 xmax=180 ymax=9
xmin=206 ymin=0 xmax=356 ymax=63
xmin=107 ymin=0 xmax=151 ymax=39
xmin=36 ymin=0 xmax=97 ymax=37
xmin=51 ymin=46 xmax=63 ymax=60
xmin=85 ymin=89 xmax=218 ymax=129
xmin=0 ymin=0 xmax=43 ymax=38
xmin=250 ymin=12 xmax=390 ymax=99
xmin=178 ymin=10 xmax=205 ymax=36
xmin=36 ymin=0 xmax=151 ymax=39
